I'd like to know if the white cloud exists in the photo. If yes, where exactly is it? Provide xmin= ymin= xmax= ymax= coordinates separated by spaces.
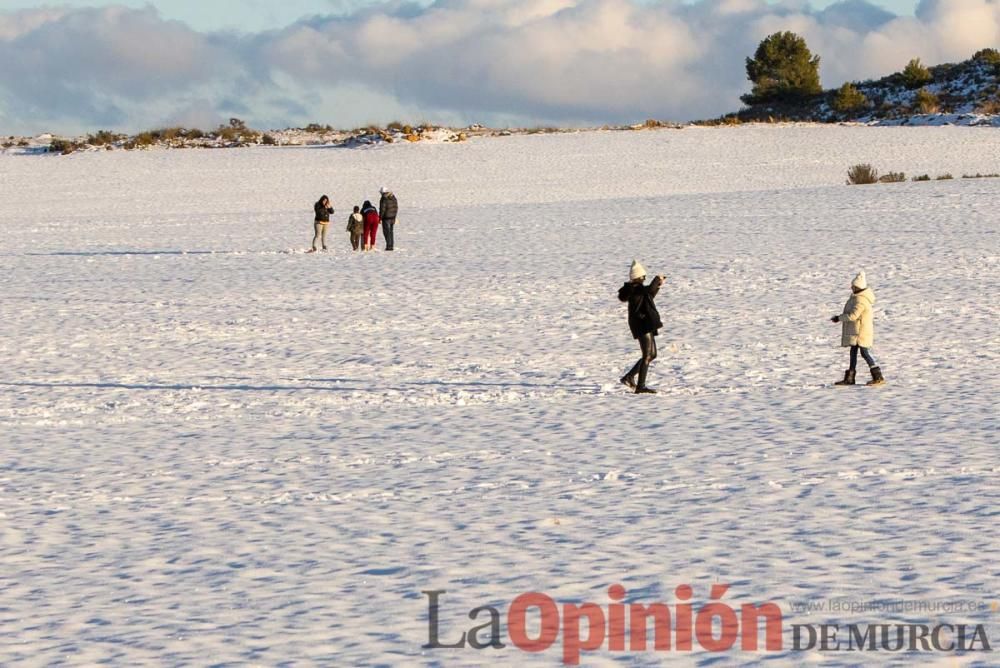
xmin=1 ymin=0 xmax=1000 ymax=133
xmin=0 ymin=6 xmax=241 ymax=131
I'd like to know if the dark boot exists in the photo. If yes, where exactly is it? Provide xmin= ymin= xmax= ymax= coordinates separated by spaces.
xmin=866 ymin=366 xmax=885 ymax=386
xmin=635 ymin=361 xmax=655 ymax=394
xmin=834 ymin=369 xmax=856 ymax=386
xmin=621 ymin=359 xmax=641 ymax=389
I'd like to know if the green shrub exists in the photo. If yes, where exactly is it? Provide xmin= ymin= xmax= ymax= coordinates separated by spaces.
xmin=912 ymin=174 xmax=931 ymax=181
xmin=129 ymin=127 xmax=190 ymax=143
xmin=901 ymin=58 xmax=932 ymax=89
xmin=879 ymin=171 xmax=906 ymax=183
xmin=831 ymin=83 xmax=868 ymax=113
xmin=914 ymin=88 xmax=940 ymax=114
xmin=217 ymin=126 xmax=238 ymax=142
xmin=847 ymin=163 xmax=879 ymax=185
xmin=86 ymin=130 xmax=121 ymax=146
xmin=937 ymin=173 xmax=954 ymax=180
xmin=49 ymin=139 xmax=80 ymax=155
xmin=692 ymin=115 xmax=741 ymax=126
xmin=261 ymin=134 xmax=277 ymax=145
xmin=961 ymin=172 xmax=1000 ymax=178
xmin=162 ymin=127 xmax=192 ymax=141
xmin=216 ymin=124 xmax=260 ymax=144
xmin=973 ymin=48 xmax=1000 ymax=66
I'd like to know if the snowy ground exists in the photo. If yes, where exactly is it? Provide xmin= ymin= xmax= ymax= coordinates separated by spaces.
xmin=1 ymin=126 xmax=998 ymax=665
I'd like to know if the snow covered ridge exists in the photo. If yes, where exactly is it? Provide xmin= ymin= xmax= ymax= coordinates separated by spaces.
xmin=5 ymin=111 xmax=1000 ymax=158
xmin=720 ymin=49 xmax=1000 ymax=125
xmin=0 ymin=119 xmax=687 ymax=155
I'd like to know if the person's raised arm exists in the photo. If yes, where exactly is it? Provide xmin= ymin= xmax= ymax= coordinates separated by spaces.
xmin=648 ymin=275 xmax=665 ymax=298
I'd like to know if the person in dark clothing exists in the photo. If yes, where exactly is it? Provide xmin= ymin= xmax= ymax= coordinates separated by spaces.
xmin=311 ymin=195 xmax=334 ymax=252
xmin=379 ymin=186 xmax=398 ymax=250
xmin=618 ymin=259 xmax=665 ymax=394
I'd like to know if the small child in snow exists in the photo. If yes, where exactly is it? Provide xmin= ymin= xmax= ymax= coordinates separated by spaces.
xmin=831 ymin=270 xmax=886 ymax=386
xmin=347 ymin=206 xmax=364 ymax=251
xmin=618 ymin=259 xmax=665 ymax=394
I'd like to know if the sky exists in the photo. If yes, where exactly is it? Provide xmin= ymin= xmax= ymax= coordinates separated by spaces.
xmin=0 ymin=0 xmax=920 ymax=31
xmin=1 ymin=0 xmax=997 ymax=135
xmin=0 ymin=1 xmax=381 ymax=33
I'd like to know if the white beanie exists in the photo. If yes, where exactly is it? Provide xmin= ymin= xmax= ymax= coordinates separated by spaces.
xmin=851 ymin=270 xmax=867 ymax=290
xmin=380 ymin=186 xmax=390 ymax=194
xmin=629 ymin=259 xmax=647 ymax=281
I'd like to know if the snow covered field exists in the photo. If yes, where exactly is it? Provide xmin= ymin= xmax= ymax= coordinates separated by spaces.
xmin=1 ymin=126 xmax=998 ymax=665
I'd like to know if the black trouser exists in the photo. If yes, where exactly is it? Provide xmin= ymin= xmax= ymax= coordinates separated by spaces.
xmin=849 ymin=345 xmax=877 ymax=371
xmin=625 ymin=333 xmax=657 ymax=388
xmin=382 ymin=218 xmax=395 ymax=250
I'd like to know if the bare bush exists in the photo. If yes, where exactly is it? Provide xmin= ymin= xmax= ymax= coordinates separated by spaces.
xmin=879 ymin=171 xmax=906 ymax=183
xmin=914 ymin=88 xmax=940 ymax=114
xmin=847 ymin=163 xmax=879 ymax=185
xmin=975 ymin=98 xmax=1000 ymax=114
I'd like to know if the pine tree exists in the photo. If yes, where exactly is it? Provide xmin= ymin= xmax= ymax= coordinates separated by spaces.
xmin=742 ymin=32 xmax=822 ymax=105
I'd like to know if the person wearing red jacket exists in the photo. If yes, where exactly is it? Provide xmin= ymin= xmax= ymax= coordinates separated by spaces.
xmin=361 ymin=200 xmax=380 ymax=251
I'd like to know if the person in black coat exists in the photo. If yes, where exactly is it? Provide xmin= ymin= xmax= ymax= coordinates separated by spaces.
xmin=379 ymin=186 xmax=398 ymax=250
xmin=311 ymin=195 xmax=334 ymax=252
xmin=618 ymin=259 xmax=665 ymax=394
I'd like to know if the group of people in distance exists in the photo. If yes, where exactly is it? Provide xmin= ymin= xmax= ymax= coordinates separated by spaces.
xmin=619 ymin=260 xmax=886 ymax=395
xmin=310 ymin=186 xmax=399 ymax=252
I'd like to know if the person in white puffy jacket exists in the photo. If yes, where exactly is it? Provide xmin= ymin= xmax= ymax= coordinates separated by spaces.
xmin=831 ymin=270 xmax=885 ymax=386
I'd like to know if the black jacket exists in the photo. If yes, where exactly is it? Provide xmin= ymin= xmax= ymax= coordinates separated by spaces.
xmin=314 ymin=200 xmax=334 ymax=222
xmin=379 ymin=193 xmax=398 ymax=221
xmin=618 ymin=277 xmax=663 ymax=339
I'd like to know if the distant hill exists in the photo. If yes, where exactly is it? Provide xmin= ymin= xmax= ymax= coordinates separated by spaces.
xmin=7 ymin=49 xmax=1000 ymax=156
xmin=709 ymin=49 xmax=1000 ymax=126
xmin=1 ymin=120 xmax=692 ymax=155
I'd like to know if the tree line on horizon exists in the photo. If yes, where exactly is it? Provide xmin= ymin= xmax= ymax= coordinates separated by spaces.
xmin=737 ymin=31 xmax=1000 ymax=120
